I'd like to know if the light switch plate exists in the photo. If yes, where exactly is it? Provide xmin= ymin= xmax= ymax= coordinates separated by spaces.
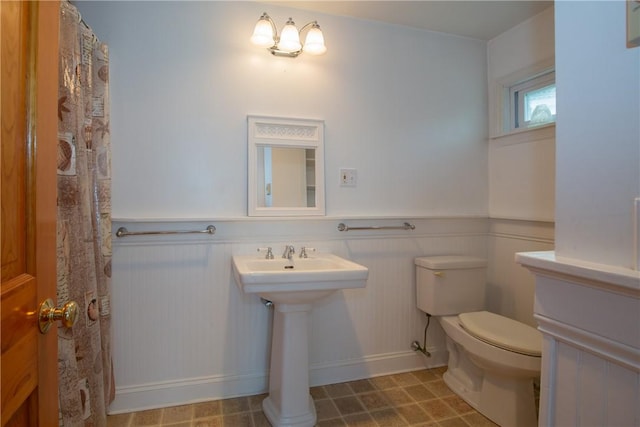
xmin=340 ymin=169 xmax=357 ymax=187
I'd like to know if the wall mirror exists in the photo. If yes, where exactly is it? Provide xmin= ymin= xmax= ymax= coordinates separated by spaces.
xmin=248 ymin=115 xmax=325 ymax=216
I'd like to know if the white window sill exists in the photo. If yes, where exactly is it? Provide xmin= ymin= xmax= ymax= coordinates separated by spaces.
xmin=490 ymin=123 xmax=555 ymax=146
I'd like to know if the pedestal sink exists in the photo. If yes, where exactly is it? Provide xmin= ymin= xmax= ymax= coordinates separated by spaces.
xmin=232 ymin=252 xmax=368 ymax=427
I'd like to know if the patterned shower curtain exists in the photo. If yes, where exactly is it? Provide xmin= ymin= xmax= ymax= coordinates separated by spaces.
xmin=57 ymin=2 xmax=114 ymax=425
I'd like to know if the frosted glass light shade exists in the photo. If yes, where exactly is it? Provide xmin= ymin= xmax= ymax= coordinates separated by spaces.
xmin=303 ymin=25 xmax=326 ymax=55
xmin=251 ymin=17 xmax=275 ymax=48
xmin=278 ymin=19 xmax=301 ymax=52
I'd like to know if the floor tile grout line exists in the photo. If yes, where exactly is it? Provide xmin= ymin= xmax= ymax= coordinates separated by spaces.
xmin=109 ymin=368 xmax=498 ymax=427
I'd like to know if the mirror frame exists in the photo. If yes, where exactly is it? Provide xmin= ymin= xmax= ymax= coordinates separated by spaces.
xmin=247 ymin=115 xmax=325 ymax=216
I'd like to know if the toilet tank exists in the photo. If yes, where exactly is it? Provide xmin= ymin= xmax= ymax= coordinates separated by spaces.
xmin=415 ymin=255 xmax=487 ymax=316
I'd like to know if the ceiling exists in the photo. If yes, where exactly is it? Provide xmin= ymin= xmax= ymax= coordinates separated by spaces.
xmin=262 ymin=1 xmax=553 ymax=41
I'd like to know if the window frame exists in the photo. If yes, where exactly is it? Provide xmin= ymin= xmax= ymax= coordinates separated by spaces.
xmin=505 ymin=69 xmax=556 ymax=131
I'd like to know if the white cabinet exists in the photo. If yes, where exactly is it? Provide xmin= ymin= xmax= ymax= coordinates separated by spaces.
xmin=517 ymin=251 xmax=640 ymax=426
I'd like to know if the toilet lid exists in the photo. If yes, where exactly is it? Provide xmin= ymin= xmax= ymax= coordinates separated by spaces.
xmin=458 ymin=311 xmax=542 ymax=357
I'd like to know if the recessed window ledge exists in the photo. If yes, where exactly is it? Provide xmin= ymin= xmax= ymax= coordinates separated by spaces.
xmin=516 ymin=250 xmax=640 ymax=297
xmin=490 ymin=123 xmax=555 ymax=146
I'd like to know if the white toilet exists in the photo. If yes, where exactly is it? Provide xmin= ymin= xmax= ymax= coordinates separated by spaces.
xmin=415 ymin=255 xmax=541 ymax=427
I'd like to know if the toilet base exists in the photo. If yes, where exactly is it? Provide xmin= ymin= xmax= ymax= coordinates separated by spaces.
xmin=444 ymin=368 xmax=537 ymax=427
xmin=442 ymin=370 xmax=481 ymax=411
xmin=479 ymin=373 xmax=537 ymax=427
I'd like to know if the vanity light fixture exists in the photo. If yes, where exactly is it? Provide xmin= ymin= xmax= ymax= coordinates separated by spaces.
xmin=250 ymin=12 xmax=327 ymax=58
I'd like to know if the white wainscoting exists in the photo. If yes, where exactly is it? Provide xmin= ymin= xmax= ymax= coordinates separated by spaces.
xmin=487 ymin=219 xmax=555 ymax=327
xmin=108 ymin=216 xmax=552 ymax=414
xmin=517 ymin=252 xmax=640 ymax=427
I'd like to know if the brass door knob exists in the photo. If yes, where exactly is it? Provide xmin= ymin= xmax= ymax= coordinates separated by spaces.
xmin=38 ymin=298 xmax=79 ymax=334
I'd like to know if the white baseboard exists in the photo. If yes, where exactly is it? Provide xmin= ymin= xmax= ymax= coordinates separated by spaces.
xmin=309 ymin=349 xmax=447 ymax=386
xmin=108 ymin=371 xmax=269 ymax=414
xmin=108 ymin=349 xmax=448 ymax=414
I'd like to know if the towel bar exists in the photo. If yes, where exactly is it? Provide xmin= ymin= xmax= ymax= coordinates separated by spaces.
xmin=337 ymin=222 xmax=415 ymax=232
xmin=115 ymin=225 xmax=216 ymax=237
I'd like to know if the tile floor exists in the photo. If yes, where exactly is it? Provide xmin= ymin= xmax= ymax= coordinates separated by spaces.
xmin=106 ymin=367 xmax=499 ymax=427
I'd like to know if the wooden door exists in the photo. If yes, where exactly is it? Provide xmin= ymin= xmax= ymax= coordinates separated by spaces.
xmin=1 ymin=2 xmax=60 ymax=425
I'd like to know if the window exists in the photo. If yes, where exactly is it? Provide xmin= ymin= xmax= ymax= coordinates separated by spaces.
xmin=508 ymin=70 xmax=556 ymax=130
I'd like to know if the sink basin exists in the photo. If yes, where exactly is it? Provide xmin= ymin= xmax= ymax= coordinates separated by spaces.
xmin=231 ymin=252 xmax=368 ymax=426
xmin=232 ymin=253 xmax=368 ymax=304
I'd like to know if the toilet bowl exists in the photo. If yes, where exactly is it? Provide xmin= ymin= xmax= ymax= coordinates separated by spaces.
xmin=439 ymin=313 xmax=540 ymax=427
xmin=414 ymin=256 xmax=541 ymax=427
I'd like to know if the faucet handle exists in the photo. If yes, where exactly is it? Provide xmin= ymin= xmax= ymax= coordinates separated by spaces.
xmin=257 ymin=247 xmax=274 ymax=259
xmin=299 ymin=247 xmax=316 ymax=258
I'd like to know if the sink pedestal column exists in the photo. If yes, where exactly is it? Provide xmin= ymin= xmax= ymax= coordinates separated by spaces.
xmin=262 ymin=303 xmax=316 ymax=427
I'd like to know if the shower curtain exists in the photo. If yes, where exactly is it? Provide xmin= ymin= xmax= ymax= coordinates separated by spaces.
xmin=57 ymin=2 xmax=114 ymax=425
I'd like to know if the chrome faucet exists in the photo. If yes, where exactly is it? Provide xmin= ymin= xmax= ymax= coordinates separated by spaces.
xmin=282 ymin=245 xmax=295 ymax=260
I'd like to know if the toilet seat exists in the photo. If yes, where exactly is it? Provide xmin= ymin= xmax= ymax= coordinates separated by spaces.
xmin=458 ymin=311 xmax=542 ymax=357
